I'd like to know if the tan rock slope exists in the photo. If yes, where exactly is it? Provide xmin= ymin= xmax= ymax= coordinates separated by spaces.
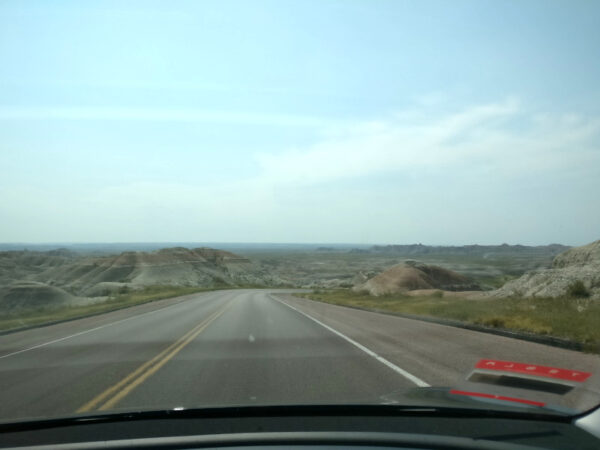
xmin=353 ymin=260 xmax=480 ymax=296
xmin=493 ymin=240 xmax=600 ymax=299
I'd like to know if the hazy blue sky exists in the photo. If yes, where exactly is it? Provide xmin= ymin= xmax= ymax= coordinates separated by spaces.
xmin=1 ymin=0 xmax=599 ymax=245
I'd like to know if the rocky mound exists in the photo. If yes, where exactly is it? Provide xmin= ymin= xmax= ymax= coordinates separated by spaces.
xmin=493 ymin=240 xmax=600 ymax=299
xmin=0 ymin=247 xmax=283 ymax=303
xmin=33 ymin=247 xmax=270 ymax=295
xmin=353 ymin=261 xmax=480 ymax=296
xmin=552 ymin=240 xmax=600 ymax=268
xmin=0 ymin=249 xmax=80 ymax=285
xmin=0 ymin=282 xmax=78 ymax=313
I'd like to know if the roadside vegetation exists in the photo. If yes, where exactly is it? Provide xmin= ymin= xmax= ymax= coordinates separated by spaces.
xmin=298 ymin=289 xmax=600 ymax=350
xmin=0 ymin=285 xmax=224 ymax=333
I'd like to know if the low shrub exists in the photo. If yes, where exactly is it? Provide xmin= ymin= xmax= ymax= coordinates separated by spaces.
xmin=567 ymin=280 xmax=590 ymax=298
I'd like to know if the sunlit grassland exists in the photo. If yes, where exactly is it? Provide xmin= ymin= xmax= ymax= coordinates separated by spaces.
xmin=0 ymin=285 xmax=219 ymax=332
xmin=298 ymin=289 xmax=600 ymax=350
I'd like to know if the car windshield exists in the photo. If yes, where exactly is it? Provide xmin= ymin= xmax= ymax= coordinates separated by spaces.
xmin=0 ymin=0 xmax=599 ymax=424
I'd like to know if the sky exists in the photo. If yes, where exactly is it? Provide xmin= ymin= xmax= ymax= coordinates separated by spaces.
xmin=1 ymin=0 xmax=599 ymax=245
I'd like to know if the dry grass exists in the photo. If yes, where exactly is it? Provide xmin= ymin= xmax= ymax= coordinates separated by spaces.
xmin=300 ymin=289 xmax=600 ymax=349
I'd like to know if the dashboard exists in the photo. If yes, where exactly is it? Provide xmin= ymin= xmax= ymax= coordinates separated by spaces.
xmin=0 ymin=405 xmax=598 ymax=450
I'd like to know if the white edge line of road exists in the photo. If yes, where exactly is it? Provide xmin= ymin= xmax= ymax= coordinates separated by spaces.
xmin=270 ymin=294 xmax=430 ymax=388
xmin=0 ymin=291 xmax=219 ymax=360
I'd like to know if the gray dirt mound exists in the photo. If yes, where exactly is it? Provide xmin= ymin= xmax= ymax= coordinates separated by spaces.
xmin=493 ymin=240 xmax=600 ymax=299
xmin=353 ymin=261 xmax=480 ymax=296
xmin=0 ymin=247 xmax=282 ymax=302
xmin=0 ymin=250 xmax=80 ymax=285
xmin=0 ymin=282 xmax=77 ymax=312
xmin=35 ymin=247 xmax=270 ymax=296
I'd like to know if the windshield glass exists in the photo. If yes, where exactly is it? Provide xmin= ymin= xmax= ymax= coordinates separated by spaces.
xmin=0 ymin=0 xmax=599 ymax=423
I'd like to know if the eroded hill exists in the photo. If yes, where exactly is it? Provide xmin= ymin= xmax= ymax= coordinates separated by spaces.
xmin=36 ymin=247 xmax=271 ymax=296
xmin=0 ymin=247 xmax=285 ymax=312
xmin=493 ymin=240 xmax=600 ymax=299
xmin=353 ymin=261 xmax=480 ymax=296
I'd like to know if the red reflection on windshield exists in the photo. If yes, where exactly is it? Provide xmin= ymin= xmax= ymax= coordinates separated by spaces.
xmin=450 ymin=390 xmax=546 ymax=407
xmin=475 ymin=359 xmax=591 ymax=382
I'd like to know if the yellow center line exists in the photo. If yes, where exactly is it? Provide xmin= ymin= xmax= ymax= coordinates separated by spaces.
xmin=77 ymin=302 xmax=232 ymax=413
xmin=76 ymin=317 xmax=206 ymax=413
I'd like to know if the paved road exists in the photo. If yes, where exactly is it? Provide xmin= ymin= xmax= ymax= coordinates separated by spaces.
xmin=0 ymin=289 xmax=598 ymax=421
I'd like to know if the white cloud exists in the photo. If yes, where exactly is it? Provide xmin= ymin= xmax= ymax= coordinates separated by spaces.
xmin=1 ymin=98 xmax=599 ymax=243
xmin=255 ymin=97 xmax=599 ymax=186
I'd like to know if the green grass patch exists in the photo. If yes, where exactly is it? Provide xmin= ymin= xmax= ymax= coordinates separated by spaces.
xmin=0 ymin=285 xmax=223 ymax=333
xmin=299 ymin=290 xmax=600 ymax=350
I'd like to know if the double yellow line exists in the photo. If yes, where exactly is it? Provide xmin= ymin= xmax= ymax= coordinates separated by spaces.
xmin=77 ymin=302 xmax=231 ymax=413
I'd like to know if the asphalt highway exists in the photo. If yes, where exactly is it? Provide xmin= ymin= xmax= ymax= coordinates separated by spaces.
xmin=0 ymin=289 xmax=598 ymax=422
